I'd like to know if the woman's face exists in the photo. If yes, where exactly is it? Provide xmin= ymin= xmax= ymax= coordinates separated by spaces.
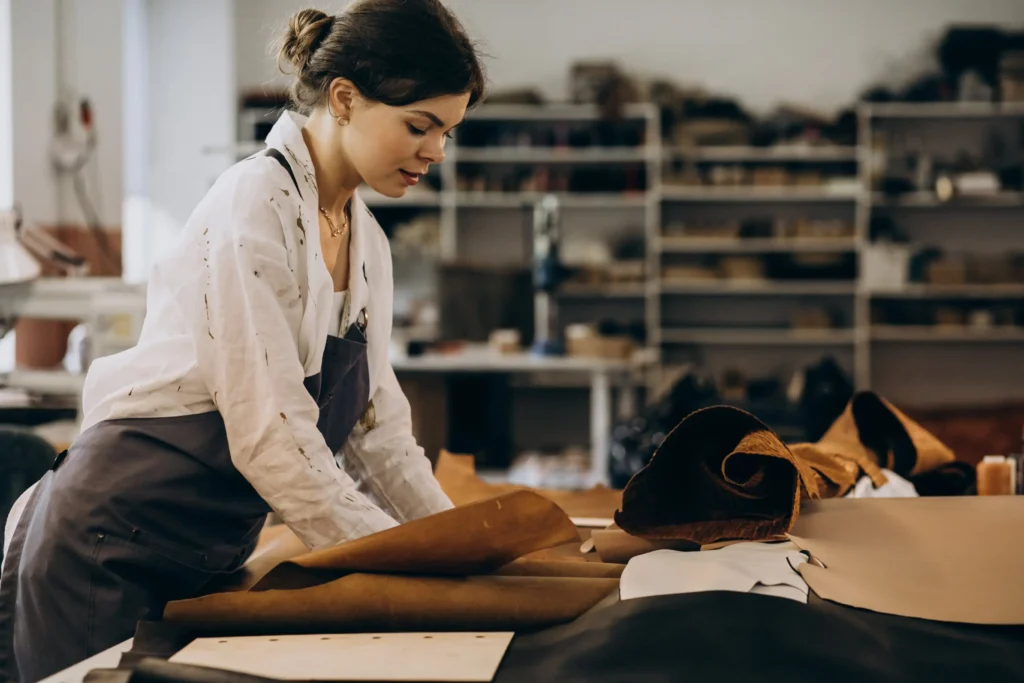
xmin=339 ymin=88 xmax=470 ymax=198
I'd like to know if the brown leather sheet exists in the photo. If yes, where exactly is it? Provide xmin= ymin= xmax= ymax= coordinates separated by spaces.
xmin=789 ymin=497 xmax=1024 ymax=624
xmin=434 ymin=450 xmax=623 ymax=520
xmin=163 ymin=573 xmax=619 ymax=635
xmin=163 ymin=492 xmax=622 ymax=634
xmin=587 ymin=528 xmax=789 ymax=564
xmin=614 ymin=392 xmax=959 ymax=545
xmin=252 ymin=490 xmax=579 ymax=591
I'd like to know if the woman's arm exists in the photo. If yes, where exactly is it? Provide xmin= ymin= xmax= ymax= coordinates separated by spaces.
xmin=191 ymin=165 xmax=398 ymax=550
xmin=341 ymin=362 xmax=454 ymax=523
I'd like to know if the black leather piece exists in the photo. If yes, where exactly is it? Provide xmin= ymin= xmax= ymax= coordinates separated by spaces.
xmin=123 ymin=593 xmax=1024 ymax=683
xmin=496 ymin=593 xmax=1024 ymax=683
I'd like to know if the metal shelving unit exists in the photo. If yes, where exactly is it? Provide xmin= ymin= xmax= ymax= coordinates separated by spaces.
xmin=212 ymin=101 xmax=1024 ymax=406
xmin=657 ymin=236 xmax=858 ymax=254
xmin=858 ymin=102 xmax=1024 ymax=401
xmin=664 ymin=145 xmax=858 ymax=163
xmin=871 ymin=326 xmax=1024 ymax=343
xmin=660 ymin=281 xmax=856 ymax=296
xmin=659 ymin=186 xmax=860 ymax=202
xmin=872 ymin=191 xmax=1024 ymax=209
xmin=451 ymin=192 xmax=648 ymax=209
xmin=660 ymin=327 xmax=856 ymax=346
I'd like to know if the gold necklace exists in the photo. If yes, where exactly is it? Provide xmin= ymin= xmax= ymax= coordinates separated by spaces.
xmin=319 ymin=202 xmax=350 ymax=238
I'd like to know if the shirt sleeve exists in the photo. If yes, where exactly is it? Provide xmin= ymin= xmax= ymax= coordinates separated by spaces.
xmin=341 ymin=361 xmax=454 ymax=523
xmin=191 ymin=170 xmax=398 ymax=550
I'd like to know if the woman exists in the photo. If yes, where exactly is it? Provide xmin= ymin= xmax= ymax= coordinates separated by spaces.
xmin=0 ymin=1 xmax=485 ymax=679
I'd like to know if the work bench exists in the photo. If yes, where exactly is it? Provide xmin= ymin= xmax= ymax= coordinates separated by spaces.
xmin=40 ymin=589 xmax=1024 ymax=683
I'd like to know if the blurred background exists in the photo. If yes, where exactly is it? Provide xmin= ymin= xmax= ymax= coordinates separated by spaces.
xmin=2 ymin=0 xmax=1024 ymax=493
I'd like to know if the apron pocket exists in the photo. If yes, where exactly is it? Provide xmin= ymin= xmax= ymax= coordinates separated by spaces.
xmin=114 ymin=528 xmax=247 ymax=574
xmin=87 ymin=532 xmax=216 ymax=654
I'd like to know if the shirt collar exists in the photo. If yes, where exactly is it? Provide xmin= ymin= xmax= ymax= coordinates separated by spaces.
xmin=265 ymin=110 xmax=319 ymax=202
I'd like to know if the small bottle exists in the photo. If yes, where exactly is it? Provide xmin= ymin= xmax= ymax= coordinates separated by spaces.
xmin=1017 ymin=427 xmax=1024 ymax=494
xmin=977 ymin=456 xmax=1014 ymax=496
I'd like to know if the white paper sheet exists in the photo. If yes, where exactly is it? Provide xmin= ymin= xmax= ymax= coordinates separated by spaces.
xmin=170 ymin=632 xmax=515 ymax=682
xmin=620 ymin=542 xmax=809 ymax=603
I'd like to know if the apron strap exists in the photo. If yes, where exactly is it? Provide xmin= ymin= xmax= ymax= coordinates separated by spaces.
xmin=262 ymin=148 xmax=302 ymax=200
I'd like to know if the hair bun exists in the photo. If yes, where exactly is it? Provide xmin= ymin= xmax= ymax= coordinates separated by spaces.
xmin=278 ymin=8 xmax=335 ymax=72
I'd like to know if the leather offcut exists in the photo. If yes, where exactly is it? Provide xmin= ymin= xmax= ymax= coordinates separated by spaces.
xmin=615 ymin=391 xmax=961 ymax=545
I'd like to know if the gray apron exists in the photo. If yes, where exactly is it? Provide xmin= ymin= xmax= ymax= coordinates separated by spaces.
xmin=0 ymin=153 xmax=373 ymax=683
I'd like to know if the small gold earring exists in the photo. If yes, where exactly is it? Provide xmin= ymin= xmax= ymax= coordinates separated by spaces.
xmin=337 ymin=116 xmax=349 ymax=126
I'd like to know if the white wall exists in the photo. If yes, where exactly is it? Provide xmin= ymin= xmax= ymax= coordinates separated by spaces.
xmin=0 ymin=0 xmax=13 ymax=210
xmin=11 ymin=0 xmax=58 ymax=226
xmin=236 ymin=0 xmax=1024 ymax=114
xmin=121 ymin=0 xmax=236 ymax=282
xmin=10 ymin=0 xmax=123 ymax=228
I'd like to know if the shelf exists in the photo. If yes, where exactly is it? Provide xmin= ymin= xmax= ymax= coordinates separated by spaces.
xmin=466 ymin=103 xmax=655 ymax=121
xmin=871 ymin=326 xmax=1024 ymax=343
xmin=660 ymin=186 xmax=859 ymax=203
xmin=558 ymin=283 xmax=648 ymax=298
xmin=455 ymin=147 xmax=652 ymax=163
xmin=871 ymin=284 xmax=1024 ymax=299
xmin=4 ymin=277 xmax=143 ymax=321
xmin=862 ymin=102 xmax=1024 ymax=119
xmin=2 ymin=369 xmax=86 ymax=396
xmin=391 ymin=347 xmax=635 ymax=373
xmin=359 ymin=189 xmax=442 ymax=207
xmin=659 ymin=237 xmax=857 ymax=253
xmin=660 ymin=280 xmax=856 ymax=296
xmin=660 ymin=327 xmax=855 ymax=346
xmin=454 ymin=192 xmax=649 ymax=208
xmin=872 ymin=192 xmax=1024 ymax=208
xmin=663 ymin=145 xmax=857 ymax=162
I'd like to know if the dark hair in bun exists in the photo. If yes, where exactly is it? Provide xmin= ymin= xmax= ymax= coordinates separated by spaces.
xmin=277 ymin=8 xmax=335 ymax=73
xmin=275 ymin=1 xmax=486 ymax=113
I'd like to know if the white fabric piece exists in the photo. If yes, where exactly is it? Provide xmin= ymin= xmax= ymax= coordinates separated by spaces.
xmin=620 ymin=543 xmax=810 ymax=604
xmin=332 ymin=291 xmax=349 ymax=337
xmin=72 ymin=111 xmax=452 ymax=551
xmin=845 ymin=468 xmax=918 ymax=499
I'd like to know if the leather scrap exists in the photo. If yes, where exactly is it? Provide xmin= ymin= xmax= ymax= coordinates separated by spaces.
xmin=809 ymin=392 xmax=954 ymax=479
xmin=435 ymin=450 xmax=623 ymax=520
xmin=588 ymin=528 xmax=789 ymax=564
xmin=614 ymin=392 xmax=962 ymax=546
xmin=789 ymin=497 xmax=1024 ymax=624
xmin=614 ymin=406 xmax=818 ymax=545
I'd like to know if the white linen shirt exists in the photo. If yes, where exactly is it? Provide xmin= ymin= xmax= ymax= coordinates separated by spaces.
xmin=78 ymin=111 xmax=453 ymax=550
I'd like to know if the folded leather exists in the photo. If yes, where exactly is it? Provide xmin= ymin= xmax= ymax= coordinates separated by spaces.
xmin=163 ymin=573 xmax=620 ymax=635
xmin=615 ymin=391 xmax=959 ymax=545
xmin=164 ymin=491 xmax=622 ymax=634
xmin=252 ymin=490 xmax=580 ymax=590
xmin=614 ymin=406 xmax=817 ymax=545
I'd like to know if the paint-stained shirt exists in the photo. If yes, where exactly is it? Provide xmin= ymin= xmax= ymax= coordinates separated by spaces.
xmin=78 ymin=111 xmax=453 ymax=550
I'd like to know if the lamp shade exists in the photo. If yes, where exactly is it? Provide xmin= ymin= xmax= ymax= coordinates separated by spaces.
xmin=0 ymin=211 xmax=41 ymax=285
